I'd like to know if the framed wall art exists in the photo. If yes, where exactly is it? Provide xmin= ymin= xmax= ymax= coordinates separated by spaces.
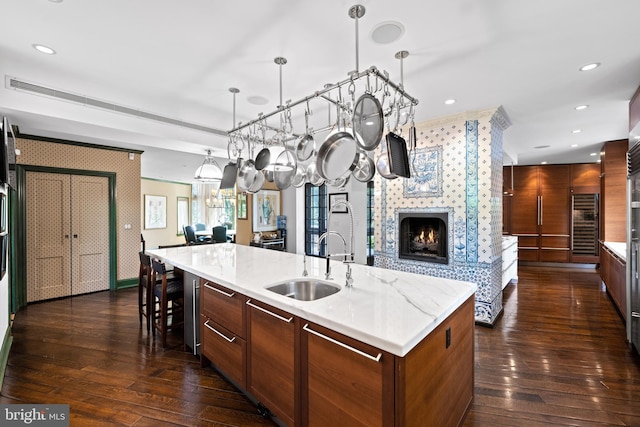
xmin=144 ymin=194 xmax=167 ymax=229
xmin=237 ymin=192 xmax=247 ymax=220
xmin=328 ymin=192 xmax=348 ymax=213
xmin=253 ymin=190 xmax=280 ymax=232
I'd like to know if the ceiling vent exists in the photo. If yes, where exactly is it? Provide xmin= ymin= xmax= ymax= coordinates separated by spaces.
xmin=5 ymin=75 xmax=228 ymax=137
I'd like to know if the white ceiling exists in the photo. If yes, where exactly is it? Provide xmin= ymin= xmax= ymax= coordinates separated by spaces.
xmin=1 ymin=0 xmax=639 ymax=183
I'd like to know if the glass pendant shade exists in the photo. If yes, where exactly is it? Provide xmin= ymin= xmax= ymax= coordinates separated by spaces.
xmin=194 ymin=151 xmax=223 ymax=189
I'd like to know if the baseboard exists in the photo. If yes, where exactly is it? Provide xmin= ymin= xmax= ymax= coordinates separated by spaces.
xmin=116 ymin=278 xmax=137 ymax=290
xmin=0 ymin=326 xmax=13 ymax=390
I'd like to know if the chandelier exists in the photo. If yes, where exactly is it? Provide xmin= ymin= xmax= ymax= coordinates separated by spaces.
xmin=225 ymin=4 xmax=418 ymax=193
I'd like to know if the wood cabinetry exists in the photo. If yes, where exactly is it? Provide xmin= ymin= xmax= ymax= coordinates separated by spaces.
xmin=247 ymin=299 xmax=299 ymax=426
xmin=199 ymin=288 xmax=474 ymax=426
xmin=301 ymin=297 xmax=474 ymax=427
xmin=600 ymin=243 xmax=627 ymax=320
xmin=511 ymin=165 xmax=571 ymax=262
xmin=301 ymin=322 xmax=395 ymax=426
xmin=600 ymin=140 xmax=628 ymax=242
xmin=200 ymin=280 xmax=247 ymax=389
xmin=507 ymin=163 xmax=600 ymax=264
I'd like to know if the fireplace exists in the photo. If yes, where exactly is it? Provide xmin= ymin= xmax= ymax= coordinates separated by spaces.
xmin=399 ymin=212 xmax=448 ymax=264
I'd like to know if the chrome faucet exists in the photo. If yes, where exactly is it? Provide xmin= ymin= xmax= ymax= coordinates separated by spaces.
xmin=318 ymin=199 xmax=356 ymax=287
xmin=317 ymin=231 xmax=347 ymax=281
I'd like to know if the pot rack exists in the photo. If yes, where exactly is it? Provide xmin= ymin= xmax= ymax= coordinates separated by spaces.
xmin=224 ymin=4 xmax=420 ymax=190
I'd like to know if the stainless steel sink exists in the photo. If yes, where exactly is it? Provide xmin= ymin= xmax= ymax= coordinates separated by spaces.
xmin=266 ymin=279 xmax=340 ymax=301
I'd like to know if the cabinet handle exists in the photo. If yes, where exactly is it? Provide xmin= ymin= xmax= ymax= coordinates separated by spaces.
xmin=246 ymin=300 xmax=293 ymax=323
xmin=632 ymin=312 xmax=640 ymax=318
xmin=303 ymin=323 xmax=382 ymax=363
xmin=192 ymin=279 xmax=198 ymax=354
xmin=539 ymin=196 xmax=543 ymax=226
xmin=204 ymin=282 xmax=235 ymax=298
xmin=204 ymin=320 xmax=236 ymax=343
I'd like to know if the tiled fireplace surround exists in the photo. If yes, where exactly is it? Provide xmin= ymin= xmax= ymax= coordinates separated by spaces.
xmin=374 ymin=107 xmax=510 ymax=326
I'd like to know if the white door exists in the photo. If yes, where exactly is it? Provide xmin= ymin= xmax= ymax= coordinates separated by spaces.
xmin=26 ymin=172 xmax=109 ymax=302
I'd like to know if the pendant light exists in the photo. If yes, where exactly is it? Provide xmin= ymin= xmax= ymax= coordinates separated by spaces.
xmin=194 ymin=149 xmax=223 ymax=188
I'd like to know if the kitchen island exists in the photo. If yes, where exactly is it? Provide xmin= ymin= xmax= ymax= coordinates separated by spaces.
xmin=147 ymin=243 xmax=476 ymax=426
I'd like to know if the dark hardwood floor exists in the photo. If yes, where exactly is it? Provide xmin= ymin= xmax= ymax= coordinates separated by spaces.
xmin=2 ymin=265 xmax=640 ymax=426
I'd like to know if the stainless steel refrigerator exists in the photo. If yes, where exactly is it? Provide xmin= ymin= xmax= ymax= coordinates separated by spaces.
xmin=627 ymin=142 xmax=640 ymax=355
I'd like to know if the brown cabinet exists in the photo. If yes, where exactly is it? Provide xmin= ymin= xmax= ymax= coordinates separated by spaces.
xmin=600 ymin=243 xmax=627 ymax=320
xmin=301 ymin=297 xmax=475 ymax=427
xmin=247 ymin=299 xmax=300 ymax=426
xmin=511 ymin=165 xmax=571 ymax=262
xmin=508 ymin=163 xmax=600 ymax=264
xmin=301 ymin=322 xmax=395 ymax=427
xmin=200 ymin=280 xmax=247 ymax=389
xmin=600 ymin=140 xmax=628 ymax=242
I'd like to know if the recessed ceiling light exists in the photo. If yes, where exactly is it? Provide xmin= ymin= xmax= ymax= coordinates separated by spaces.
xmin=590 ymin=152 xmax=597 ymax=156
xmin=541 ymin=161 xmax=548 ymax=165
xmin=579 ymin=63 xmax=600 ymax=71
xmin=32 ymin=44 xmax=56 ymax=55
xmin=575 ymin=105 xmax=589 ymax=110
xmin=597 ymin=159 xmax=602 ymax=163
xmin=247 ymin=95 xmax=268 ymax=106
xmin=571 ymin=144 xmax=579 ymax=148
xmin=571 ymin=129 xmax=582 ymax=134
xmin=371 ymin=21 xmax=405 ymax=44
xmin=444 ymin=99 xmax=456 ymax=105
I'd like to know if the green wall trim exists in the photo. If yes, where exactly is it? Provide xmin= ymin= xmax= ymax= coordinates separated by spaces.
xmin=117 ymin=278 xmax=138 ymax=290
xmin=0 ymin=326 xmax=13 ymax=390
xmin=13 ymin=165 xmax=118 ymax=310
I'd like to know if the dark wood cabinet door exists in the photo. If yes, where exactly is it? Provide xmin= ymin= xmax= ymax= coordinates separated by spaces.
xmin=301 ymin=322 xmax=394 ymax=427
xmin=247 ymin=300 xmax=299 ymax=426
xmin=539 ymin=165 xmax=571 ymax=262
xmin=511 ymin=166 xmax=539 ymax=236
xmin=539 ymin=165 xmax=571 ymax=236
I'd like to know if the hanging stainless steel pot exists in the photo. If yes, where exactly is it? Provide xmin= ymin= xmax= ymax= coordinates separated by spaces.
xmin=274 ymin=149 xmax=297 ymax=190
xmin=306 ymin=162 xmax=325 ymax=186
xmin=352 ymin=151 xmax=375 ymax=182
xmin=237 ymin=158 xmax=260 ymax=191
xmin=292 ymin=165 xmax=306 ymax=188
xmin=376 ymin=152 xmax=397 ymax=180
xmin=296 ymin=107 xmax=315 ymax=162
xmin=316 ymin=129 xmax=359 ymax=180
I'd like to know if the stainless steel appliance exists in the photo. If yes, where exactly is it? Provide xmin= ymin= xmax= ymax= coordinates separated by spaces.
xmin=627 ymin=142 xmax=640 ymax=355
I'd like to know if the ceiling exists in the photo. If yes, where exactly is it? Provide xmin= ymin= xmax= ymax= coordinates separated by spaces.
xmin=1 ymin=0 xmax=640 ymax=183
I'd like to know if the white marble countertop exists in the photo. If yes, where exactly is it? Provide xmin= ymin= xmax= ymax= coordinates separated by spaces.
xmin=604 ymin=241 xmax=626 ymax=261
xmin=147 ymin=244 xmax=476 ymax=357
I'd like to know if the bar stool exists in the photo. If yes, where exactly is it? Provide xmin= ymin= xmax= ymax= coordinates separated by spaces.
xmin=150 ymin=258 xmax=184 ymax=347
xmin=138 ymin=252 xmax=153 ymax=331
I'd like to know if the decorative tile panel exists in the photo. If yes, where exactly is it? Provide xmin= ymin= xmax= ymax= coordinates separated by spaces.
xmin=373 ymin=107 xmax=511 ymax=326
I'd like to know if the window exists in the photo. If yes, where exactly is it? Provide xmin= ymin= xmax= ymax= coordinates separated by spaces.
xmin=367 ymin=181 xmax=374 ymax=264
xmin=191 ymin=184 xmax=236 ymax=233
xmin=304 ymin=183 xmax=327 ymax=257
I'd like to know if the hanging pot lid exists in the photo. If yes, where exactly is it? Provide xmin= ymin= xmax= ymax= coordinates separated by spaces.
xmin=352 ymin=93 xmax=384 ymax=151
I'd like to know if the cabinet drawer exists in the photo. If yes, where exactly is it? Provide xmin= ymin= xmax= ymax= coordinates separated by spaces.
xmin=201 ymin=279 xmax=246 ymax=338
xmin=201 ymin=317 xmax=247 ymax=389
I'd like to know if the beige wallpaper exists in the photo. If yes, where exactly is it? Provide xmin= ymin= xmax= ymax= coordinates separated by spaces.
xmin=141 ymin=178 xmax=192 ymax=249
xmin=15 ymin=137 xmax=141 ymax=282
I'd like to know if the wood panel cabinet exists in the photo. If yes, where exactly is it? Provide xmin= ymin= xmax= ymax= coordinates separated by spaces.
xmin=600 ymin=243 xmax=627 ymax=321
xmin=508 ymin=163 xmax=600 ymax=264
xmin=247 ymin=299 xmax=300 ymax=426
xmin=601 ymin=140 xmax=628 ymax=242
xmin=511 ymin=165 xmax=571 ymax=262
xmin=301 ymin=322 xmax=395 ymax=427
xmin=200 ymin=279 xmax=247 ymax=389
